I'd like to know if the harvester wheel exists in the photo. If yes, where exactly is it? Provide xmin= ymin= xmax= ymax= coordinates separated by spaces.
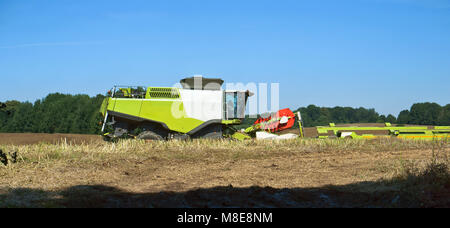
xmin=112 ymin=121 xmax=129 ymax=138
xmin=201 ymin=132 xmax=223 ymax=139
xmin=137 ymin=131 xmax=164 ymax=141
xmin=192 ymin=124 xmax=224 ymax=139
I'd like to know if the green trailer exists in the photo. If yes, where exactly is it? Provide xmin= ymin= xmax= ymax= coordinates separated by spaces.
xmin=316 ymin=123 xmax=450 ymax=140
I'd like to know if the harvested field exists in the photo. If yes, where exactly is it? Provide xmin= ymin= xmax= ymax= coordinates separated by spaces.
xmin=0 ymin=137 xmax=449 ymax=208
xmin=277 ymin=127 xmax=319 ymax=137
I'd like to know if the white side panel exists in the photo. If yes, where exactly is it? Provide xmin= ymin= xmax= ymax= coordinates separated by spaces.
xmin=179 ymin=89 xmax=223 ymax=122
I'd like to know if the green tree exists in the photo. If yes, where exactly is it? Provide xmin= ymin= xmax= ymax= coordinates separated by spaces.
xmin=409 ymin=102 xmax=442 ymax=125
xmin=438 ymin=104 xmax=450 ymax=125
xmin=3 ymin=102 xmax=34 ymax=132
xmin=377 ymin=115 xmax=386 ymax=123
xmin=397 ymin=110 xmax=411 ymax=124
xmin=386 ymin=114 xmax=397 ymax=124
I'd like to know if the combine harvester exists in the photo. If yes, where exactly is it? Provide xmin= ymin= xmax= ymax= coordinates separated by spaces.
xmin=99 ymin=76 xmax=448 ymax=141
xmin=99 ymin=76 xmax=300 ymax=141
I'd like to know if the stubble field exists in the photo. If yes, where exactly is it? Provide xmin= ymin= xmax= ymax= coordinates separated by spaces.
xmin=0 ymin=132 xmax=449 ymax=208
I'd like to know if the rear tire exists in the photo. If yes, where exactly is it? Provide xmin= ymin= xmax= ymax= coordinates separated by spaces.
xmin=137 ymin=122 xmax=168 ymax=140
xmin=192 ymin=124 xmax=224 ymax=139
xmin=137 ymin=131 xmax=164 ymax=140
xmin=201 ymin=132 xmax=223 ymax=139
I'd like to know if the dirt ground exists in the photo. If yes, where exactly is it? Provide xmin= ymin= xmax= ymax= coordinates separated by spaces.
xmin=277 ymin=127 xmax=319 ymax=137
xmin=0 ymin=135 xmax=448 ymax=208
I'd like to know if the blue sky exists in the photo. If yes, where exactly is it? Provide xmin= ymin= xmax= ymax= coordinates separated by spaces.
xmin=0 ymin=0 xmax=449 ymax=116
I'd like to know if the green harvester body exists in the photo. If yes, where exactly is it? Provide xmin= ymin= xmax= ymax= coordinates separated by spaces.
xmin=99 ymin=77 xmax=252 ymax=140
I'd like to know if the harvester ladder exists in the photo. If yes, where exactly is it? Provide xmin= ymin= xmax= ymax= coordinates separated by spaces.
xmin=297 ymin=111 xmax=305 ymax=138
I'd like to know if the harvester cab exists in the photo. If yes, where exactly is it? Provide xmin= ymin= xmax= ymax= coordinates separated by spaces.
xmin=99 ymin=76 xmax=253 ymax=140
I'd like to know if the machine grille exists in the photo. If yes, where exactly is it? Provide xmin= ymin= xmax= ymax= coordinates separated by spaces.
xmin=148 ymin=88 xmax=180 ymax=99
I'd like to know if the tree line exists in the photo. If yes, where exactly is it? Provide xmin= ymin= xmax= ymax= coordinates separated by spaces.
xmin=239 ymin=102 xmax=450 ymax=129
xmin=296 ymin=103 xmax=450 ymax=127
xmin=0 ymin=93 xmax=449 ymax=134
xmin=0 ymin=93 xmax=105 ymax=134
